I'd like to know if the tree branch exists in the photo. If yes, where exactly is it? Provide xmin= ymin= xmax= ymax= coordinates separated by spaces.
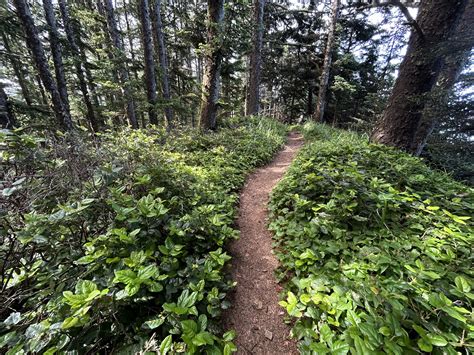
xmin=390 ymin=0 xmax=424 ymax=39
xmin=354 ymin=0 xmax=424 ymax=39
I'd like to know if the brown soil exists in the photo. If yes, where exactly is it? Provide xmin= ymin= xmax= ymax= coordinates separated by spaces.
xmin=223 ymin=132 xmax=304 ymax=354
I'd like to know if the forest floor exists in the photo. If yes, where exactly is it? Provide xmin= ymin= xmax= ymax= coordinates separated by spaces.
xmin=223 ymin=132 xmax=304 ymax=354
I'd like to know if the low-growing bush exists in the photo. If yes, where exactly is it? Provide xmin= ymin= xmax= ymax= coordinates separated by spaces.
xmin=270 ymin=123 xmax=473 ymax=354
xmin=0 ymin=117 xmax=286 ymax=354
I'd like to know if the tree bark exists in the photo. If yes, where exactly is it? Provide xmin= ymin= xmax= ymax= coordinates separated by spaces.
xmin=104 ymin=0 xmax=139 ymax=128
xmin=0 ymin=86 xmax=16 ymax=129
xmin=371 ymin=0 xmax=469 ymax=151
xmin=199 ymin=0 xmax=225 ymax=131
xmin=13 ymin=0 xmax=73 ymax=130
xmin=58 ymin=0 xmax=102 ymax=131
xmin=153 ymin=0 xmax=174 ymax=128
xmin=122 ymin=0 xmax=146 ymax=128
xmin=97 ymin=0 xmax=121 ymax=118
xmin=245 ymin=0 xmax=265 ymax=116
xmin=412 ymin=51 xmax=470 ymax=156
xmin=138 ymin=0 xmax=158 ymax=125
xmin=307 ymin=84 xmax=313 ymax=116
xmin=314 ymin=0 xmax=340 ymax=123
xmin=42 ymin=0 xmax=71 ymax=117
xmin=412 ymin=0 xmax=474 ymax=155
xmin=35 ymin=71 xmax=48 ymax=106
xmin=124 ymin=0 xmax=141 ymax=89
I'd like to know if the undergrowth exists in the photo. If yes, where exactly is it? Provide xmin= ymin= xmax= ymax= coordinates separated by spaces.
xmin=269 ymin=122 xmax=473 ymax=354
xmin=0 ymin=117 xmax=286 ymax=354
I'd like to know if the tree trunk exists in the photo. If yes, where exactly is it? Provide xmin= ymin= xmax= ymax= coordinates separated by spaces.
xmin=412 ymin=0 xmax=474 ymax=155
xmin=245 ymin=0 xmax=265 ymax=116
xmin=307 ymin=84 xmax=313 ymax=116
xmin=314 ymin=0 xmax=340 ymax=123
xmin=197 ymin=56 xmax=203 ymax=84
xmin=35 ymin=71 xmax=48 ymax=106
xmin=42 ymin=0 xmax=71 ymax=117
xmin=104 ymin=0 xmax=139 ymax=128
xmin=0 ymin=86 xmax=16 ymax=129
xmin=199 ymin=0 xmax=225 ymax=131
xmin=58 ymin=0 xmax=102 ymax=131
xmin=81 ymin=39 xmax=103 ymax=111
xmin=124 ymin=0 xmax=141 ymax=91
xmin=153 ymin=0 xmax=174 ymax=128
xmin=13 ymin=0 xmax=73 ymax=130
xmin=412 ymin=51 xmax=470 ymax=156
xmin=124 ymin=1 xmax=137 ymax=69
xmin=371 ymin=0 xmax=468 ymax=151
xmin=123 ymin=0 xmax=146 ymax=128
xmin=1 ymin=32 xmax=33 ymax=107
xmin=97 ymin=0 xmax=121 ymax=124
xmin=138 ymin=0 xmax=158 ymax=125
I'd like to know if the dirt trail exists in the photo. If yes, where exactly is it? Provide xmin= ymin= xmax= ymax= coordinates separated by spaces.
xmin=223 ymin=132 xmax=304 ymax=354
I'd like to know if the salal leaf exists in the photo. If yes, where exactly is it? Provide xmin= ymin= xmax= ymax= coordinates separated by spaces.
xmin=142 ymin=316 xmax=165 ymax=330
xmin=454 ymin=276 xmax=471 ymax=293
xmin=427 ymin=333 xmax=447 ymax=347
xmin=159 ymin=335 xmax=172 ymax=355
xmin=192 ymin=332 xmax=214 ymax=346
xmin=137 ymin=265 xmax=159 ymax=280
xmin=331 ymin=340 xmax=349 ymax=355
xmin=113 ymin=269 xmax=137 ymax=285
xmin=418 ymin=338 xmax=433 ymax=352
xmin=61 ymin=317 xmax=79 ymax=330
xmin=4 ymin=312 xmax=21 ymax=326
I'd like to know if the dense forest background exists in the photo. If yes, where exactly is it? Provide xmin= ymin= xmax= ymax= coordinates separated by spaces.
xmin=1 ymin=0 xmax=472 ymax=182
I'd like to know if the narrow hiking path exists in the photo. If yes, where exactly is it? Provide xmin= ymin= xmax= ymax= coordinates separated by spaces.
xmin=223 ymin=132 xmax=304 ymax=354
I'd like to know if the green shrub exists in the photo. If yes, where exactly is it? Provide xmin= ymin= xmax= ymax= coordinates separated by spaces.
xmin=269 ymin=123 xmax=473 ymax=354
xmin=0 ymin=117 xmax=286 ymax=354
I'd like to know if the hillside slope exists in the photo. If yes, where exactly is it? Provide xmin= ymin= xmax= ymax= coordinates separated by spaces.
xmin=270 ymin=123 xmax=474 ymax=354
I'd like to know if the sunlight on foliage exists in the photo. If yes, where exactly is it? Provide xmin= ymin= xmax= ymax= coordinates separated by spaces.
xmin=269 ymin=123 xmax=473 ymax=354
xmin=0 ymin=117 xmax=286 ymax=354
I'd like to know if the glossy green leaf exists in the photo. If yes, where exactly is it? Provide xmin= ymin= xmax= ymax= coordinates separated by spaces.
xmin=159 ymin=335 xmax=172 ymax=355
